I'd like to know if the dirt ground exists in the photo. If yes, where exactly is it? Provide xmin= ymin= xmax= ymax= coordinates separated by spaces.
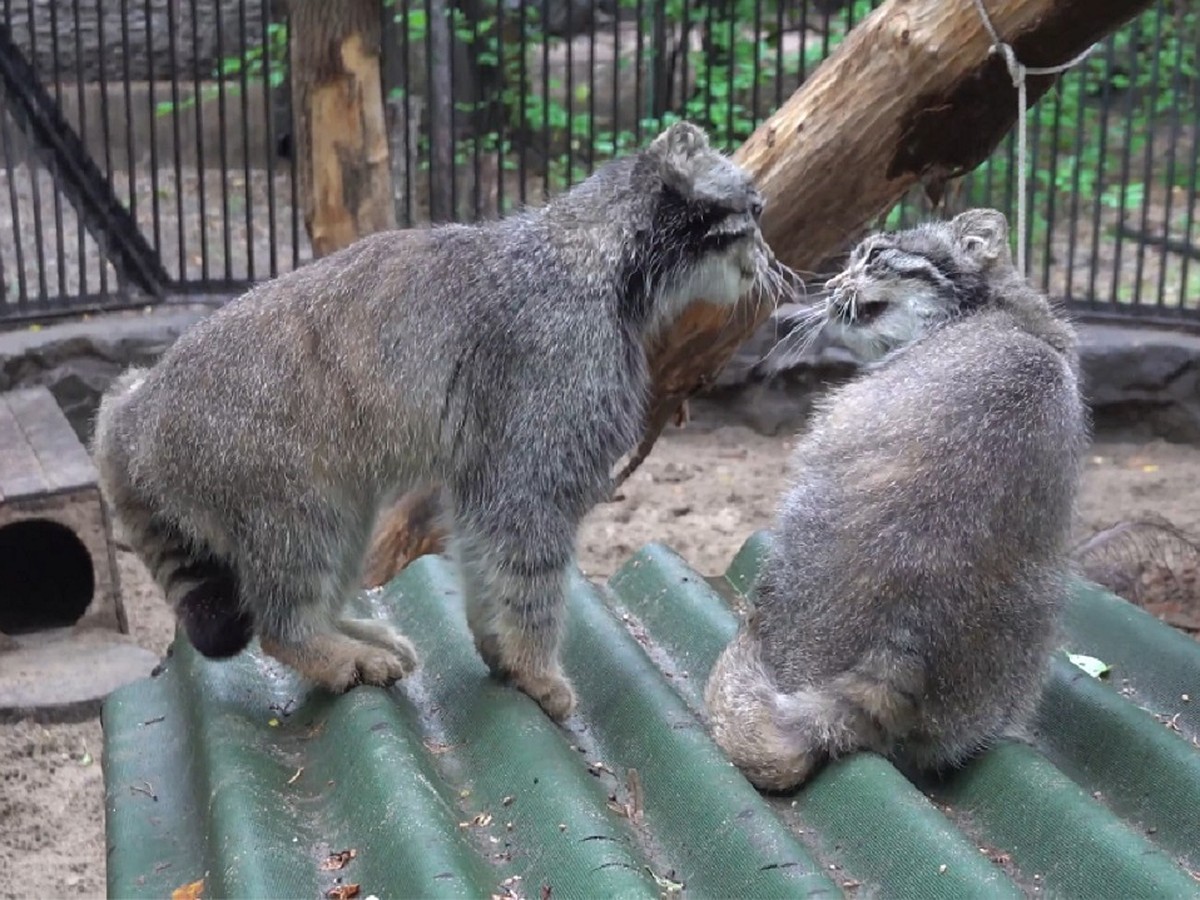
xmin=3 ymin=426 xmax=1200 ymax=898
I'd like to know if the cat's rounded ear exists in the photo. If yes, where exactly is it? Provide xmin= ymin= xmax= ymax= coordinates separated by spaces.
xmin=648 ymin=121 xmax=712 ymax=197
xmin=952 ymin=208 xmax=1010 ymax=263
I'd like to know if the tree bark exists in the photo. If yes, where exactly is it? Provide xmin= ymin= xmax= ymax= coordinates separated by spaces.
xmin=362 ymin=0 xmax=1154 ymax=586
xmin=289 ymin=0 xmax=395 ymax=257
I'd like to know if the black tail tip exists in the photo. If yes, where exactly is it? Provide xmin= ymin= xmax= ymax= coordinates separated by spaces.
xmin=178 ymin=579 xmax=254 ymax=659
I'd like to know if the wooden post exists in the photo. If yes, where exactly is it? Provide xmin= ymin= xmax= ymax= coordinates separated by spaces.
xmin=289 ymin=0 xmax=395 ymax=257
xmin=363 ymin=0 xmax=1154 ymax=584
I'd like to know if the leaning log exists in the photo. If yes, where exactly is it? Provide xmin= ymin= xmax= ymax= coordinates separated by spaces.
xmin=363 ymin=0 xmax=1154 ymax=585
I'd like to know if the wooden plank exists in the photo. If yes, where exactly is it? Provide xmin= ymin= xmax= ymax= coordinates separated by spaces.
xmin=5 ymin=387 xmax=96 ymax=492
xmin=0 ymin=391 xmax=51 ymax=502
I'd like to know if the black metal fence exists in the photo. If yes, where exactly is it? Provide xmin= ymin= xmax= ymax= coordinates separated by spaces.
xmin=0 ymin=0 xmax=1197 ymax=328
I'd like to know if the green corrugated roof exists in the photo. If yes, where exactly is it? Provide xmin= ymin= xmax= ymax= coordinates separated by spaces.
xmin=103 ymin=533 xmax=1200 ymax=899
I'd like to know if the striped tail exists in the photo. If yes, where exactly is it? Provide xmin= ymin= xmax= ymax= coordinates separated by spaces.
xmin=138 ymin=517 xmax=254 ymax=659
xmin=92 ymin=366 xmax=253 ymax=659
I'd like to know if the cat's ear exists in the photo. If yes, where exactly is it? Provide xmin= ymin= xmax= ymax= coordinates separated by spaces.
xmin=647 ymin=121 xmax=713 ymax=199
xmin=952 ymin=208 xmax=1010 ymax=264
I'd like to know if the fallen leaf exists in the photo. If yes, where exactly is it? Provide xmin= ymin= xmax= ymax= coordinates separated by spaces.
xmin=326 ymin=885 xmax=360 ymax=900
xmin=1067 ymin=653 xmax=1111 ymax=679
xmin=644 ymin=867 xmax=683 ymax=894
xmin=459 ymin=812 xmax=493 ymax=829
xmin=1142 ymin=464 xmax=1160 ymax=473
xmin=171 ymin=880 xmax=204 ymax=900
xmin=626 ymin=768 xmax=645 ymax=824
xmin=286 ymin=767 xmax=304 ymax=785
xmin=320 ymin=849 xmax=358 ymax=871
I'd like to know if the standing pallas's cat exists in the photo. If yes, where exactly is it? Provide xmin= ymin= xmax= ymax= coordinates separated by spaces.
xmin=93 ymin=122 xmax=785 ymax=721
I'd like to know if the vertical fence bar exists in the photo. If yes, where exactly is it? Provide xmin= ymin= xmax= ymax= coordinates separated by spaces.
xmin=1156 ymin=4 xmax=1186 ymax=311
xmin=751 ymin=0 xmax=761 ymax=125
xmin=518 ymin=0 xmax=528 ymax=206
xmin=1086 ymin=37 xmax=1117 ymax=310
xmin=610 ymin=0 xmax=619 ymax=176
xmin=72 ymin=0 xmax=88 ymax=297
xmin=1065 ymin=63 xmax=1090 ymax=308
xmin=286 ymin=11 xmax=299 ymax=271
xmin=190 ymin=0 xmax=209 ymax=281
xmin=239 ymin=0 xmax=254 ymax=282
xmin=1132 ymin=0 xmax=1165 ymax=309
xmin=1039 ymin=75 xmax=1064 ymax=294
xmin=776 ymin=0 xmax=788 ymax=108
xmin=36 ymin=0 xmax=59 ymax=300
xmin=450 ymin=0 xmax=459 ymax=215
xmin=587 ymin=0 xmax=597 ymax=176
xmin=1178 ymin=50 xmax=1200 ymax=316
xmin=471 ymin=3 xmax=482 ymax=220
xmin=565 ymin=0 xmax=574 ymax=187
xmin=96 ymin=0 xmax=113 ymax=297
xmin=540 ymin=0 xmax=551 ymax=197
xmin=261 ymin=0 xmax=278 ymax=277
xmin=0 ymin=74 xmax=29 ymax=309
xmin=215 ymin=0 xmax=232 ymax=282
xmin=496 ymin=0 xmax=507 ymax=211
xmin=633 ymin=0 xmax=644 ymax=143
xmin=144 ymin=0 xmax=164 ymax=280
xmin=400 ymin=0 xmax=415 ymax=226
xmin=1025 ymin=72 xmax=1045 ymax=285
xmin=119 ymin=0 xmax=135 ymax=229
xmin=724 ymin=3 xmax=735 ymax=149
xmin=165 ymin=0 xmax=185 ymax=283
xmin=1109 ymin=16 xmax=1141 ymax=308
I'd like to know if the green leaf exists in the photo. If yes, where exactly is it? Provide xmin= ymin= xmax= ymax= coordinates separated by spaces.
xmin=1067 ymin=653 xmax=1112 ymax=679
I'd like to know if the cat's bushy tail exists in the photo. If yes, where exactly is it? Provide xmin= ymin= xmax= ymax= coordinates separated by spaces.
xmin=92 ymin=368 xmax=253 ymax=658
xmin=705 ymin=620 xmax=916 ymax=792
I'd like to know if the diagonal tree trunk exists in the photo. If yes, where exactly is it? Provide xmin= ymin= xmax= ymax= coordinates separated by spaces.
xmin=363 ymin=0 xmax=1154 ymax=586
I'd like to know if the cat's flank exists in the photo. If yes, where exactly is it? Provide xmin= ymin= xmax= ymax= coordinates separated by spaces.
xmin=93 ymin=122 xmax=788 ymax=722
xmin=705 ymin=209 xmax=1090 ymax=790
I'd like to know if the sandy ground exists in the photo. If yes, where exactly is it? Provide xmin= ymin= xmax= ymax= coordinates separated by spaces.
xmin=3 ymin=426 xmax=1200 ymax=898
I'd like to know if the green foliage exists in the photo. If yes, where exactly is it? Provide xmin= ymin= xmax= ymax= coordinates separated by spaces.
xmin=154 ymin=20 xmax=288 ymax=117
xmin=150 ymin=0 xmax=1195 ymax=248
xmin=392 ymin=0 xmax=881 ymax=202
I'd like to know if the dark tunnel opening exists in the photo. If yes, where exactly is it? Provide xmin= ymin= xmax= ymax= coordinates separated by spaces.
xmin=0 ymin=518 xmax=94 ymax=635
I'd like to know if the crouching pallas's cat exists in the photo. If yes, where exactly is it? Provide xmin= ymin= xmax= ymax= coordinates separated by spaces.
xmin=705 ymin=209 xmax=1090 ymax=790
xmin=93 ymin=121 xmax=788 ymax=721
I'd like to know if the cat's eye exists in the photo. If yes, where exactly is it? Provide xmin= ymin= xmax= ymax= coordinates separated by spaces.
xmin=864 ymin=245 xmax=887 ymax=264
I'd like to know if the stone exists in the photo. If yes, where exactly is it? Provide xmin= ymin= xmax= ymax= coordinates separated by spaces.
xmin=0 ymin=306 xmax=208 ymax=443
xmin=1075 ymin=323 xmax=1200 ymax=442
xmin=0 ymin=628 xmax=161 ymax=723
xmin=2 ymin=303 xmax=1199 ymax=459
xmin=692 ymin=307 xmax=1200 ymax=444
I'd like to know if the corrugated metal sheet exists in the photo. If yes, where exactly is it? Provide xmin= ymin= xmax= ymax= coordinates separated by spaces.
xmin=103 ymin=533 xmax=1200 ymax=899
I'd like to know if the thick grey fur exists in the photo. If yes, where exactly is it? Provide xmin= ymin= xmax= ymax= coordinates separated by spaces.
xmin=705 ymin=209 xmax=1091 ymax=790
xmin=91 ymin=122 xmax=782 ymax=721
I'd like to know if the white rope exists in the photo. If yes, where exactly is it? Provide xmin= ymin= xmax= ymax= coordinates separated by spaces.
xmin=969 ymin=0 xmax=1099 ymax=276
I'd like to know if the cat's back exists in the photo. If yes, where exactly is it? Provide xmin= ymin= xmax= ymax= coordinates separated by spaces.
xmin=811 ymin=310 xmax=1080 ymax=461
xmin=759 ymin=310 xmax=1086 ymax=680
